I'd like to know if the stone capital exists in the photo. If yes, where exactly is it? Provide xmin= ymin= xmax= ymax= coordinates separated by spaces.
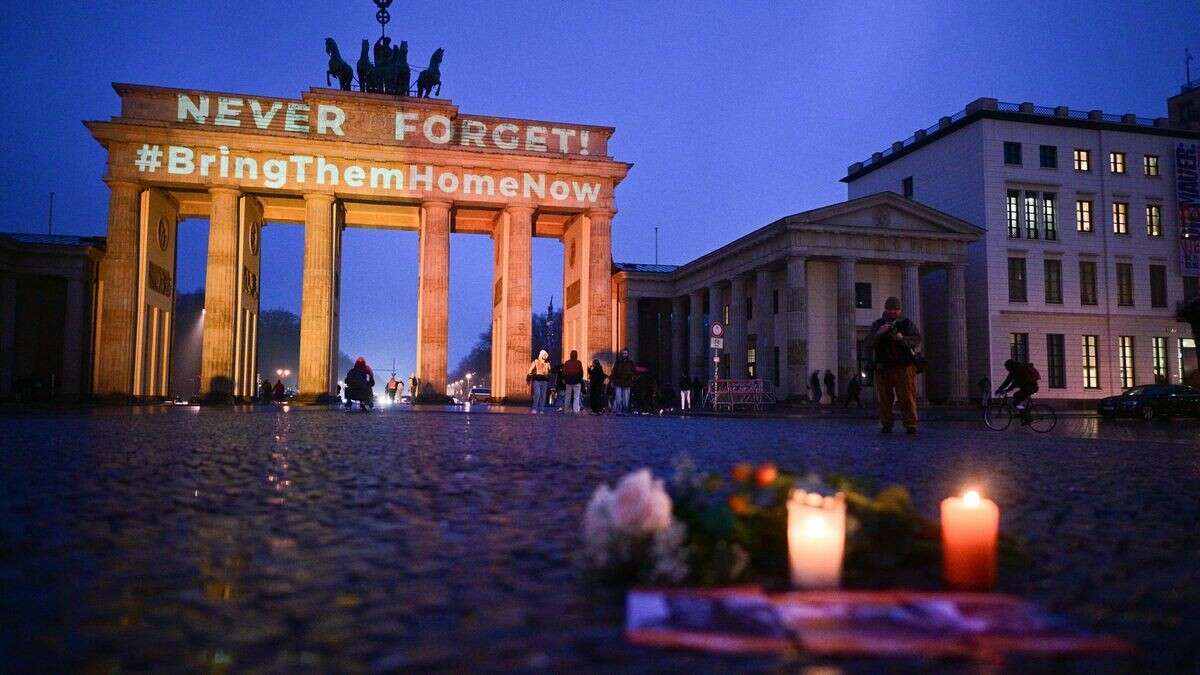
xmin=585 ymin=207 xmax=616 ymax=220
xmin=422 ymin=199 xmax=454 ymax=212
xmin=104 ymin=178 xmax=141 ymax=193
xmin=303 ymin=192 xmax=335 ymax=205
xmin=208 ymin=186 xmax=241 ymax=198
xmin=503 ymin=203 xmax=535 ymax=217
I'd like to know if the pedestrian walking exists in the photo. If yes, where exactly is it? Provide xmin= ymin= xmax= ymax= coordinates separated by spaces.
xmin=862 ymin=296 xmax=923 ymax=434
xmin=385 ymin=375 xmax=399 ymax=402
xmin=588 ymin=359 xmax=607 ymax=414
xmin=810 ymin=371 xmax=822 ymax=406
xmin=561 ymin=350 xmax=584 ymax=413
xmin=527 ymin=349 xmax=552 ymax=413
xmin=611 ymin=350 xmax=635 ymax=413
xmin=845 ymin=374 xmax=863 ymax=408
xmin=273 ymin=379 xmax=286 ymax=401
xmin=678 ymin=374 xmax=692 ymax=410
xmin=823 ymin=370 xmax=836 ymax=405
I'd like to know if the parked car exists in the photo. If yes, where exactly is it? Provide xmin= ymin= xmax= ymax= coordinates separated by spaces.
xmin=1098 ymin=384 xmax=1200 ymax=421
xmin=468 ymin=386 xmax=491 ymax=403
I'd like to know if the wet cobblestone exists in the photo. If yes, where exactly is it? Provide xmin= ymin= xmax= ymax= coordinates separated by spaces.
xmin=1 ymin=406 xmax=1197 ymax=672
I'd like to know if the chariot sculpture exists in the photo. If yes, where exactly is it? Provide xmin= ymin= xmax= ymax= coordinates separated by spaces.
xmin=322 ymin=0 xmax=443 ymax=98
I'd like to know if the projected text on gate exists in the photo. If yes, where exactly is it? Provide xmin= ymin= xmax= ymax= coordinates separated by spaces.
xmin=175 ymin=93 xmax=599 ymax=157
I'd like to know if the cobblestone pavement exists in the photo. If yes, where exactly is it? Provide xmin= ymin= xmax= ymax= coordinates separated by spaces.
xmin=1 ymin=406 xmax=1197 ymax=673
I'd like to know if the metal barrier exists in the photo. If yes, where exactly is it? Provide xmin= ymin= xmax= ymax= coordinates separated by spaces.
xmin=706 ymin=379 xmax=777 ymax=412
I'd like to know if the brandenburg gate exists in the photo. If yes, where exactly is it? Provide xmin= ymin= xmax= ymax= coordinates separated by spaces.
xmin=87 ymin=84 xmax=629 ymax=402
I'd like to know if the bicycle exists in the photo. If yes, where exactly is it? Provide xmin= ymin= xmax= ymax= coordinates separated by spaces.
xmin=983 ymin=393 xmax=1057 ymax=433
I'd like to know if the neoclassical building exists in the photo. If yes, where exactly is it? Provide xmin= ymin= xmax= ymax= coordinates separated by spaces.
xmin=613 ymin=193 xmax=983 ymax=403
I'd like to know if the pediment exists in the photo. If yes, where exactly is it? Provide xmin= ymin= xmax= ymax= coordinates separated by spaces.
xmin=786 ymin=192 xmax=983 ymax=238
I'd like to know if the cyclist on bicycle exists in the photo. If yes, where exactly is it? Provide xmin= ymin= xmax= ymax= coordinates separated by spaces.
xmin=994 ymin=359 xmax=1040 ymax=415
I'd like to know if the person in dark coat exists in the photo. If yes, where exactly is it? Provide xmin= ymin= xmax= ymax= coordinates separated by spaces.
xmin=561 ymin=350 xmax=584 ymax=413
xmin=810 ymin=371 xmax=822 ymax=405
xmin=610 ymin=350 xmax=635 ymax=414
xmin=258 ymin=377 xmax=272 ymax=403
xmin=845 ymin=374 xmax=863 ymax=408
xmin=343 ymin=356 xmax=376 ymax=410
xmin=273 ymin=379 xmax=286 ymax=401
xmin=587 ymin=359 xmax=607 ymax=414
xmin=691 ymin=376 xmax=704 ymax=410
xmin=823 ymin=370 xmax=837 ymax=405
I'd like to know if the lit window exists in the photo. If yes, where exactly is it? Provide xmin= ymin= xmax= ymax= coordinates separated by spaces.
xmin=1109 ymin=151 xmax=1126 ymax=174
xmin=1118 ymin=336 xmax=1136 ymax=388
xmin=1143 ymin=154 xmax=1159 ymax=177
xmin=1007 ymin=190 xmax=1021 ymax=238
xmin=1075 ymin=199 xmax=1093 ymax=232
xmin=1081 ymin=335 xmax=1100 ymax=389
xmin=1043 ymin=193 xmax=1057 ymax=240
xmin=1146 ymin=204 xmax=1162 ymax=237
xmin=1073 ymin=149 xmax=1091 ymax=171
xmin=1010 ymin=333 xmax=1029 ymax=363
xmin=1112 ymin=201 xmax=1129 ymax=235
xmin=1152 ymin=336 xmax=1167 ymax=383
xmin=1116 ymin=262 xmax=1134 ymax=306
xmin=1024 ymin=192 xmax=1039 ymax=239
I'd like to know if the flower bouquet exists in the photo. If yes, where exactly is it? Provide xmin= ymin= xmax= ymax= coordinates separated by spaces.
xmin=583 ymin=458 xmax=1026 ymax=589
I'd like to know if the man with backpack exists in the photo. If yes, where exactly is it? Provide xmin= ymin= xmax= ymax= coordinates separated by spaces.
xmin=995 ymin=359 xmax=1040 ymax=415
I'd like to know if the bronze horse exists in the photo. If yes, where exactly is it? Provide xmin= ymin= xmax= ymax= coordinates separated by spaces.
xmin=416 ymin=48 xmax=443 ymax=98
xmin=325 ymin=38 xmax=353 ymax=90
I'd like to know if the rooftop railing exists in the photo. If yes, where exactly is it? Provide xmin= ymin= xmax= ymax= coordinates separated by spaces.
xmin=847 ymin=98 xmax=1174 ymax=175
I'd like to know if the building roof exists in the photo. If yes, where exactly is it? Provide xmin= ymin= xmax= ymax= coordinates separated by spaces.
xmin=613 ymin=262 xmax=679 ymax=274
xmin=842 ymin=97 xmax=1200 ymax=183
xmin=0 ymin=232 xmax=105 ymax=248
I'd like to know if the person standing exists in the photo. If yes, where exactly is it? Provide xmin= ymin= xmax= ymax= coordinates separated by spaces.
xmin=527 ymin=349 xmax=552 ymax=413
xmin=587 ymin=359 xmax=608 ymax=414
xmin=692 ymin=375 xmax=704 ymax=411
xmin=844 ymin=374 xmax=863 ymax=408
xmin=823 ymin=370 xmax=836 ymax=405
xmin=863 ymin=296 xmax=922 ymax=434
xmin=273 ymin=379 xmax=286 ymax=401
xmin=385 ymin=375 xmax=399 ymax=402
xmin=561 ymin=350 xmax=584 ymax=413
xmin=678 ymin=373 xmax=692 ymax=411
xmin=810 ymin=371 xmax=822 ymax=406
xmin=611 ymin=350 xmax=635 ymax=414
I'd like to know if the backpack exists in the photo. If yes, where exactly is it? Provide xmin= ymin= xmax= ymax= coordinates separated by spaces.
xmin=1025 ymin=363 xmax=1041 ymax=383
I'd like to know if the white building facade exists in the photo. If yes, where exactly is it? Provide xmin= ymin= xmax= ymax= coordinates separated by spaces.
xmin=845 ymin=97 xmax=1200 ymax=400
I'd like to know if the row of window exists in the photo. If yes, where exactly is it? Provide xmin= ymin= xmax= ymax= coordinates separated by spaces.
xmin=1008 ymin=192 xmax=1163 ymax=238
xmin=1010 ymin=333 xmax=1169 ymax=389
xmin=1007 ymin=258 xmax=1169 ymax=308
xmin=1004 ymin=142 xmax=1160 ymax=177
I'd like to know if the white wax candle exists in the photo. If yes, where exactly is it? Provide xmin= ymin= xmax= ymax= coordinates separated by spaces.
xmin=940 ymin=489 xmax=1000 ymax=590
xmin=787 ymin=489 xmax=846 ymax=589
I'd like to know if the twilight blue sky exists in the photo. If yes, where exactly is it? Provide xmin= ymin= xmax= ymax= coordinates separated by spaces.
xmin=1 ymin=1 xmax=1196 ymax=379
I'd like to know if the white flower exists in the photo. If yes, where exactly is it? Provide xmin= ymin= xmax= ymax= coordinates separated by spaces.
xmin=610 ymin=469 xmax=673 ymax=535
xmin=584 ymin=484 xmax=615 ymax=547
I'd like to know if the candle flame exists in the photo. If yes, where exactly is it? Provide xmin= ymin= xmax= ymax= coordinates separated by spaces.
xmin=963 ymin=490 xmax=981 ymax=507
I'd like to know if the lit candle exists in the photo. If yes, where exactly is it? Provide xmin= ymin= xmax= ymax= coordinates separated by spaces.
xmin=787 ymin=488 xmax=846 ymax=589
xmin=940 ymin=488 xmax=1000 ymax=590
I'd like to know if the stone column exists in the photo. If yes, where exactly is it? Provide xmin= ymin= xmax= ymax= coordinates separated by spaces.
xmin=755 ymin=268 xmax=773 ymax=386
xmin=947 ymin=263 xmax=969 ymax=403
xmin=625 ymin=294 xmax=640 ymax=362
xmin=836 ymin=257 xmax=857 ymax=399
xmin=94 ymin=180 xmax=141 ymax=397
xmin=585 ymin=209 xmax=614 ymax=365
xmin=298 ymin=193 xmax=336 ymax=402
xmin=707 ymin=282 xmax=723 ymax=379
xmin=901 ymin=261 xmax=924 ymax=400
xmin=199 ymin=187 xmax=240 ymax=402
xmin=416 ymin=200 xmax=451 ymax=399
xmin=670 ymin=295 xmax=686 ymax=383
xmin=727 ymin=275 xmax=747 ymax=378
xmin=784 ymin=256 xmax=807 ymax=399
xmin=60 ymin=276 xmax=87 ymax=398
xmin=688 ymin=290 xmax=704 ymax=378
xmin=502 ymin=205 xmax=533 ymax=401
